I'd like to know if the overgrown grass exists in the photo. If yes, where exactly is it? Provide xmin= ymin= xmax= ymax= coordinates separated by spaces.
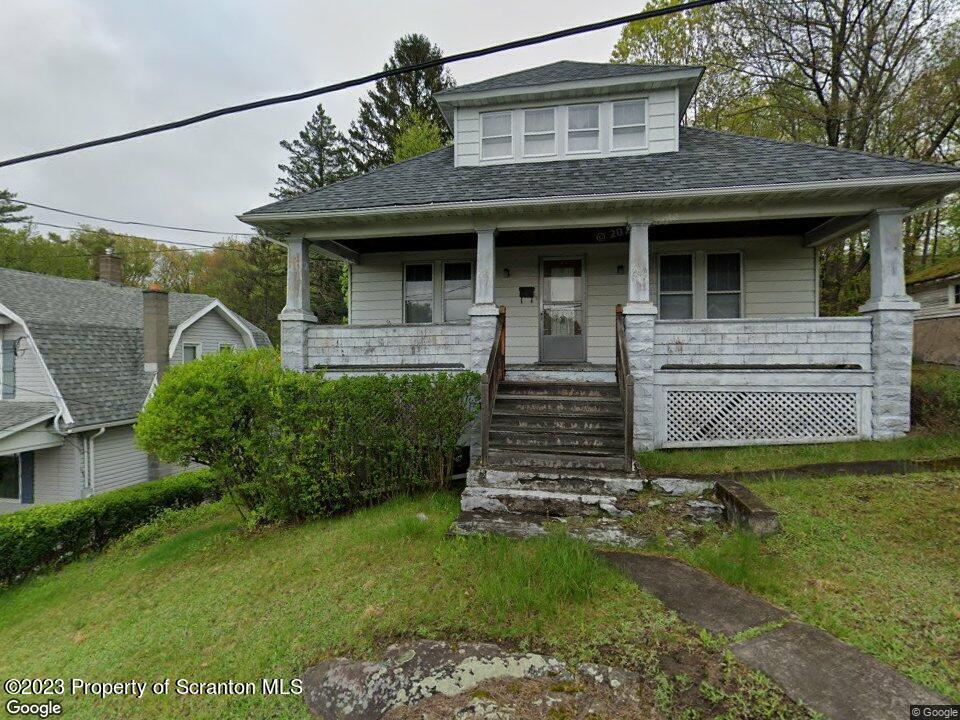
xmin=0 ymin=493 xmax=809 ymax=719
xmin=671 ymin=471 xmax=960 ymax=700
xmin=636 ymin=432 xmax=960 ymax=476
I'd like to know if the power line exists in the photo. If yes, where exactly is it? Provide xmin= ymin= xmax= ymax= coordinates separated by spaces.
xmin=0 ymin=0 xmax=728 ymax=168
xmin=17 ymin=199 xmax=258 ymax=236
xmin=23 ymin=221 xmax=250 ymax=251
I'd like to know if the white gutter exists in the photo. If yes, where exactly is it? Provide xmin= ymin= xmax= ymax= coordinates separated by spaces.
xmin=239 ymin=173 xmax=960 ymax=226
xmin=85 ymin=427 xmax=106 ymax=494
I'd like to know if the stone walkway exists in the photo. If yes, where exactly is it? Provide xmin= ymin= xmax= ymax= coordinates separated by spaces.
xmin=603 ymin=552 xmax=951 ymax=720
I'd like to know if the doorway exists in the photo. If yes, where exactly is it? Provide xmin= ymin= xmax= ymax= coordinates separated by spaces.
xmin=539 ymin=257 xmax=586 ymax=363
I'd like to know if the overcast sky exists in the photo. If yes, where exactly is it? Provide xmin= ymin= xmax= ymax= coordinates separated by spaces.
xmin=0 ymin=0 xmax=640 ymax=248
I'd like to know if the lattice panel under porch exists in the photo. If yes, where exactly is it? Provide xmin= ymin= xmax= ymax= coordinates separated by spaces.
xmin=665 ymin=390 xmax=860 ymax=445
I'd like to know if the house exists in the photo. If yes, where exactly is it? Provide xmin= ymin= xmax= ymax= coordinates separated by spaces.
xmin=0 ymin=255 xmax=271 ymax=512
xmin=907 ymin=256 xmax=960 ymax=366
xmin=239 ymin=60 xmax=960 ymax=473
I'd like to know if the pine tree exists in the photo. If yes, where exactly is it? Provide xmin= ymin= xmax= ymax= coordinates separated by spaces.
xmin=272 ymin=103 xmax=353 ymax=200
xmin=0 ymin=189 xmax=30 ymax=225
xmin=348 ymin=34 xmax=454 ymax=172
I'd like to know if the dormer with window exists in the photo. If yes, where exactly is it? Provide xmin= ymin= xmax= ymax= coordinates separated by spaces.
xmin=434 ymin=61 xmax=703 ymax=167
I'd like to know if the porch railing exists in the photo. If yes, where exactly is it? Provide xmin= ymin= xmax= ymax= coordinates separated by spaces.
xmin=614 ymin=305 xmax=635 ymax=466
xmin=480 ymin=306 xmax=507 ymax=464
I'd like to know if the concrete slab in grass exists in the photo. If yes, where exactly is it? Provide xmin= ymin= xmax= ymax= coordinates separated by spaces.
xmin=732 ymin=622 xmax=951 ymax=720
xmin=602 ymin=552 xmax=788 ymax=636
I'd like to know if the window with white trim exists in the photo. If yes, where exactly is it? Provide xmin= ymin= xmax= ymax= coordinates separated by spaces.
xmin=443 ymin=262 xmax=473 ymax=322
xmin=182 ymin=343 xmax=200 ymax=362
xmin=480 ymin=111 xmax=513 ymax=160
xmin=658 ymin=255 xmax=694 ymax=319
xmin=404 ymin=263 xmax=434 ymax=323
xmin=0 ymin=455 xmax=19 ymax=501
xmin=567 ymin=104 xmax=600 ymax=153
xmin=523 ymin=108 xmax=556 ymax=157
xmin=951 ymin=283 xmax=960 ymax=305
xmin=706 ymin=253 xmax=742 ymax=319
xmin=611 ymin=100 xmax=647 ymax=150
xmin=219 ymin=343 xmax=235 ymax=352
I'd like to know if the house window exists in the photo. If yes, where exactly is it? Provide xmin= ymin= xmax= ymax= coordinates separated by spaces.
xmin=611 ymin=100 xmax=647 ymax=151
xmin=567 ymin=104 xmax=600 ymax=153
xmin=523 ymin=108 xmax=556 ymax=157
xmin=219 ymin=343 xmax=235 ymax=352
xmin=706 ymin=253 xmax=742 ymax=319
xmin=0 ymin=455 xmax=19 ymax=501
xmin=182 ymin=343 xmax=200 ymax=362
xmin=951 ymin=283 xmax=960 ymax=305
xmin=659 ymin=255 xmax=694 ymax=319
xmin=443 ymin=262 xmax=473 ymax=322
xmin=481 ymin=111 xmax=513 ymax=160
xmin=404 ymin=264 xmax=434 ymax=323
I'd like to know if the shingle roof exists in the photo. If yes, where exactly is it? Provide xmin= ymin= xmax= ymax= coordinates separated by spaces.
xmin=244 ymin=127 xmax=960 ymax=218
xmin=0 ymin=268 xmax=271 ymax=427
xmin=906 ymin=256 xmax=960 ymax=286
xmin=435 ymin=60 xmax=697 ymax=96
xmin=0 ymin=402 xmax=58 ymax=438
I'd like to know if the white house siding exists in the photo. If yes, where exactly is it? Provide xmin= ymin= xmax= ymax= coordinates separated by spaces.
xmin=910 ymin=279 xmax=959 ymax=320
xmin=454 ymin=87 xmax=678 ymax=167
xmin=172 ymin=310 xmax=247 ymax=363
xmin=653 ymin=318 xmax=873 ymax=369
xmin=91 ymin=424 xmax=150 ymax=495
xmin=0 ymin=324 xmax=55 ymax=400
xmin=33 ymin=440 xmax=83 ymax=504
xmin=307 ymin=324 xmax=471 ymax=372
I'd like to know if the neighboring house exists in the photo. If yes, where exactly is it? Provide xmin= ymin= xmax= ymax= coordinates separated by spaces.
xmin=0 ymin=256 xmax=270 ymax=512
xmin=907 ymin=256 xmax=960 ymax=366
xmin=240 ymin=61 xmax=960 ymax=471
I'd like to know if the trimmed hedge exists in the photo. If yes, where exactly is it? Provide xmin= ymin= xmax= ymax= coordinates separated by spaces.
xmin=0 ymin=470 xmax=218 ymax=585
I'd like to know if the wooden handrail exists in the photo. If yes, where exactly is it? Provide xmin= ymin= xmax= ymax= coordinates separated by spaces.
xmin=480 ymin=306 xmax=507 ymax=464
xmin=615 ymin=305 xmax=634 ymax=467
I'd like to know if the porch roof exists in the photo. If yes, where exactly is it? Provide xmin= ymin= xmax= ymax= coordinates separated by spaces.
xmin=0 ymin=402 xmax=58 ymax=440
xmin=241 ymin=128 xmax=960 ymax=227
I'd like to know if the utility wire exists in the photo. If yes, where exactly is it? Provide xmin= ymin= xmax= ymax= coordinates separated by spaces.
xmin=17 ymin=199 xmax=258 ymax=236
xmin=0 ymin=0 xmax=728 ymax=168
xmin=23 ymin=221 xmax=250 ymax=251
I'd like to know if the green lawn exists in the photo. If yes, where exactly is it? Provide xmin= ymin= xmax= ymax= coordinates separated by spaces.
xmin=636 ymin=432 xmax=960 ymax=476
xmin=0 ymin=494 xmax=808 ymax=719
xmin=671 ymin=471 xmax=960 ymax=700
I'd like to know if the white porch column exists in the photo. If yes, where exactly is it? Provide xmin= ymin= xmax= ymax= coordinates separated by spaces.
xmin=278 ymin=236 xmax=317 ymax=372
xmin=469 ymin=227 xmax=500 ymax=372
xmin=858 ymin=209 xmax=918 ymax=438
xmin=622 ymin=220 xmax=659 ymax=452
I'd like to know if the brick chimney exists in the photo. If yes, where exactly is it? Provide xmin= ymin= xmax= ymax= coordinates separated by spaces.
xmin=143 ymin=283 xmax=169 ymax=377
xmin=98 ymin=248 xmax=123 ymax=286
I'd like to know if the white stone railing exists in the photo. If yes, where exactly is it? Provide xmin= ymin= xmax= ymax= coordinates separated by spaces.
xmin=306 ymin=323 xmax=471 ymax=373
xmin=653 ymin=317 xmax=873 ymax=371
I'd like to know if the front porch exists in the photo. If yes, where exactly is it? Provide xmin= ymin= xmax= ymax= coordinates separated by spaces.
xmin=278 ymin=209 xmax=917 ymax=456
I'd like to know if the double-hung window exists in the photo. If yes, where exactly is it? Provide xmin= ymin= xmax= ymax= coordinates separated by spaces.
xmin=611 ymin=100 xmax=647 ymax=151
xmin=481 ymin=112 xmax=513 ymax=160
xmin=523 ymin=108 xmax=556 ymax=157
xmin=404 ymin=264 xmax=434 ymax=323
xmin=442 ymin=262 xmax=473 ymax=322
xmin=0 ymin=456 xmax=19 ymax=501
xmin=658 ymin=255 xmax=694 ymax=319
xmin=567 ymin=104 xmax=600 ymax=153
xmin=706 ymin=253 xmax=742 ymax=319
xmin=182 ymin=343 xmax=200 ymax=362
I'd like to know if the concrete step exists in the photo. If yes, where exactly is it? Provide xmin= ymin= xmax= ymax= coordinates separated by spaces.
xmin=495 ymin=396 xmax=622 ymax=417
xmin=489 ymin=429 xmax=625 ymax=451
xmin=460 ymin=486 xmax=631 ymax=517
xmin=468 ymin=466 xmax=647 ymax=497
xmin=505 ymin=365 xmax=617 ymax=384
xmin=497 ymin=381 xmax=620 ymax=399
xmin=487 ymin=448 xmax=629 ymax=472
xmin=491 ymin=412 xmax=625 ymax=433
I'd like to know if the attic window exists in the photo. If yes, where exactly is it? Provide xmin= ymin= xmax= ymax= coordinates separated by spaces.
xmin=481 ymin=112 xmax=513 ymax=160
xmin=567 ymin=104 xmax=600 ymax=153
xmin=612 ymin=100 xmax=647 ymax=151
xmin=523 ymin=108 xmax=556 ymax=157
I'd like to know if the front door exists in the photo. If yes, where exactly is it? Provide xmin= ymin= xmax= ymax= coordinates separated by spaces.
xmin=540 ymin=257 xmax=586 ymax=363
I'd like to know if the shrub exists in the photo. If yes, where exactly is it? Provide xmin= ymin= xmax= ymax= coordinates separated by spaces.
xmin=0 ymin=470 xmax=218 ymax=585
xmin=136 ymin=349 xmax=481 ymax=525
xmin=911 ymin=363 xmax=960 ymax=431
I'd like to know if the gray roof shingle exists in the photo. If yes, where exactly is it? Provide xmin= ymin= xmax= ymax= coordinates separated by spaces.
xmin=0 ymin=402 xmax=58 ymax=437
xmin=0 ymin=269 xmax=271 ymax=427
xmin=434 ymin=60 xmax=697 ymax=97
xmin=244 ymin=127 xmax=960 ymax=217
